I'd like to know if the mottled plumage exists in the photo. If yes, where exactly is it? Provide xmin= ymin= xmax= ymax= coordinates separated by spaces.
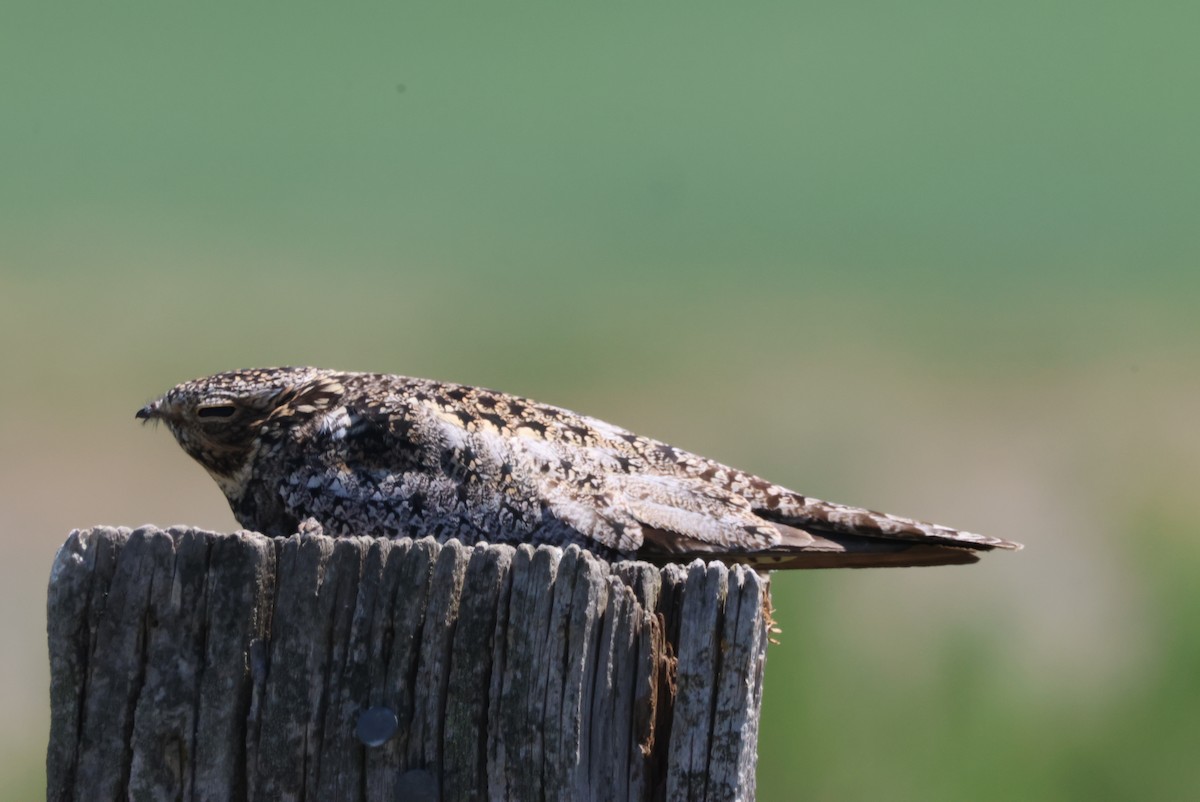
xmin=137 ymin=368 xmax=1021 ymax=568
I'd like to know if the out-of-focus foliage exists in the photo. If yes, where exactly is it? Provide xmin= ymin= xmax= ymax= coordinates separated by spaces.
xmin=3 ymin=3 xmax=1197 ymax=799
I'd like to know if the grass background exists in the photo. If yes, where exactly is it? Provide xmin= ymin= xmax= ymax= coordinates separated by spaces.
xmin=3 ymin=2 xmax=1198 ymax=798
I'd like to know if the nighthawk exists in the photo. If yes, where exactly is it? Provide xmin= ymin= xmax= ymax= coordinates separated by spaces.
xmin=137 ymin=367 xmax=1021 ymax=568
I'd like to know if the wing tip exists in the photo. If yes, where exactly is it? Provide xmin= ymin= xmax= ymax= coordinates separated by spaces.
xmin=724 ymin=544 xmax=984 ymax=569
xmin=962 ymin=531 xmax=1023 ymax=551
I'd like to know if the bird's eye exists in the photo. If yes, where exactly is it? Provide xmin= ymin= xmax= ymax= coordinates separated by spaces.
xmin=196 ymin=404 xmax=237 ymax=419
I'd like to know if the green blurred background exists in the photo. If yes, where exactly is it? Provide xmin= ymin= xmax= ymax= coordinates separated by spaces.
xmin=3 ymin=2 xmax=1198 ymax=799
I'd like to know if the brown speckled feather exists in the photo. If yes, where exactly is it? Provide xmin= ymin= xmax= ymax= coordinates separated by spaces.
xmin=137 ymin=367 xmax=1021 ymax=568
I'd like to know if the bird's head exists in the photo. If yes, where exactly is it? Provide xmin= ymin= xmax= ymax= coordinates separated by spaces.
xmin=137 ymin=367 xmax=345 ymax=486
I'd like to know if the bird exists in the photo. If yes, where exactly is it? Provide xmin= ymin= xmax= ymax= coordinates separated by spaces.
xmin=136 ymin=367 xmax=1021 ymax=569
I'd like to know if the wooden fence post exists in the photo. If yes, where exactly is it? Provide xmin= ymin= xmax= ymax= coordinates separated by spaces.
xmin=47 ymin=526 xmax=769 ymax=802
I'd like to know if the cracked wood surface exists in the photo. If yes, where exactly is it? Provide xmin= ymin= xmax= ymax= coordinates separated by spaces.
xmin=47 ymin=527 xmax=768 ymax=802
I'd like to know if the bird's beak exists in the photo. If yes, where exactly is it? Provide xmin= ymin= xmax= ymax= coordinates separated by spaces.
xmin=136 ymin=402 xmax=160 ymax=421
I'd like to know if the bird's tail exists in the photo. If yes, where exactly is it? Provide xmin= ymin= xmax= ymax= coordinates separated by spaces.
xmin=768 ymin=494 xmax=1021 ymax=552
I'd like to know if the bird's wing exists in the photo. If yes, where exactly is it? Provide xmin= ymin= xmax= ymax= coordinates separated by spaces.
xmin=609 ymin=471 xmax=994 ymax=568
xmin=606 ymin=435 xmax=1021 ymax=567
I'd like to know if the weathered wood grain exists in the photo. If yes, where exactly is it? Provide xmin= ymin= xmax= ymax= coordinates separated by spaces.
xmin=47 ymin=526 xmax=769 ymax=802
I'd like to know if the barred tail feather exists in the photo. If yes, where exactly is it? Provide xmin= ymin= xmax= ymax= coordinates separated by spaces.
xmin=772 ymin=496 xmax=1022 ymax=552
